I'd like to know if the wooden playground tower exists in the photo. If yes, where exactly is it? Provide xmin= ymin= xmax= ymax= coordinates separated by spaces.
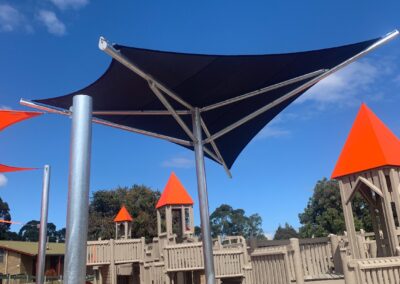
xmin=88 ymin=172 xmax=253 ymax=284
xmin=332 ymin=103 xmax=400 ymax=284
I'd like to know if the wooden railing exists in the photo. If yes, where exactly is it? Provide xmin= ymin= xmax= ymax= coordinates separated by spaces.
xmin=164 ymin=242 xmax=246 ymax=278
xmin=87 ymin=240 xmax=111 ymax=265
xmin=164 ymin=242 xmax=204 ymax=272
xmin=214 ymin=249 xmax=244 ymax=278
xmin=86 ymin=238 xmax=144 ymax=265
xmin=114 ymin=238 xmax=144 ymax=264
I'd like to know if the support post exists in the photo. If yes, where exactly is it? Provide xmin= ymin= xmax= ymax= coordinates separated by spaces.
xmin=289 ymin=238 xmax=304 ymax=284
xmin=192 ymin=107 xmax=215 ymax=284
xmin=63 ymin=94 xmax=93 ymax=284
xmin=329 ymin=234 xmax=342 ymax=274
xmin=37 ymin=165 xmax=51 ymax=284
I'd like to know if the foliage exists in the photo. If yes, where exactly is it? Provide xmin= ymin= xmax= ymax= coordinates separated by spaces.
xmin=274 ymin=223 xmax=299 ymax=240
xmin=0 ymin=197 xmax=11 ymax=240
xmin=88 ymin=184 xmax=160 ymax=241
xmin=210 ymin=204 xmax=264 ymax=239
xmin=18 ymin=220 xmax=65 ymax=242
xmin=298 ymin=178 xmax=372 ymax=238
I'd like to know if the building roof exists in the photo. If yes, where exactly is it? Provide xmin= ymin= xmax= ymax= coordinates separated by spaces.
xmin=332 ymin=103 xmax=400 ymax=178
xmin=0 ymin=241 xmax=65 ymax=256
xmin=114 ymin=205 xmax=133 ymax=222
xmin=156 ymin=172 xmax=194 ymax=209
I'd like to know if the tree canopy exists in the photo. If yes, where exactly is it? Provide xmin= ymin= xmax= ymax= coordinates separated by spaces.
xmin=0 ymin=197 xmax=11 ymax=240
xmin=210 ymin=204 xmax=264 ymax=239
xmin=88 ymin=184 xmax=160 ymax=241
xmin=298 ymin=178 xmax=372 ymax=238
xmin=274 ymin=223 xmax=299 ymax=240
xmin=18 ymin=220 xmax=65 ymax=242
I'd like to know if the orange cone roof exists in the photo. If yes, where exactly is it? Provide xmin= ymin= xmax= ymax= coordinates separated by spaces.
xmin=332 ymin=103 xmax=400 ymax=179
xmin=0 ymin=110 xmax=42 ymax=131
xmin=113 ymin=206 xmax=133 ymax=222
xmin=156 ymin=172 xmax=194 ymax=209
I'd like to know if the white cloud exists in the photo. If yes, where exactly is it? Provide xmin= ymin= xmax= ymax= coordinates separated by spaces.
xmin=0 ymin=105 xmax=11 ymax=110
xmin=264 ymin=232 xmax=274 ymax=240
xmin=162 ymin=156 xmax=194 ymax=169
xmin=257 ymin=126 xmax=290 ymax=139
xmin=0 ymin=4 xmax=24 ymax=32
xmin=297 ymin=60 xmax=379 ymax=107
xmin=50 ymin=0 xmax=89 ymax=10
xmin=0 ymin=174 xmax=7 ymax=187
xmin=37 ymin=10 xmax=66 ymax=36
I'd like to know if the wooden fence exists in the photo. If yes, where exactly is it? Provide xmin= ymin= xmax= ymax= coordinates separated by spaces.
xmin=249 ymin=235 xmax=343 ymax=281
xmin=299 ymin=237 xmax=334 ymax=278
xmin=251 ymin=246 xmax=292 ymax=284
xmin=341 ymin=247 xmax=400 ymax=284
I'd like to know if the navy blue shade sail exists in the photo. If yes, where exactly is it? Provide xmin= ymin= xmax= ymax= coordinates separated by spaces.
xmin=33 ymin=36 xmax=384 ymax=169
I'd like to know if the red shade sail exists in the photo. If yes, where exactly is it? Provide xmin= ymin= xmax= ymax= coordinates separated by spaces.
xmin=0 ymin=219 xmax=21 ymax=225
xmin=0 ymin=110 xmax=42 ymax=131
xmin=0 ymin=164 xmax=37 ymax=173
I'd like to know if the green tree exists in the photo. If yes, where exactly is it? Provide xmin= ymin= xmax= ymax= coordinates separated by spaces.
xmin=274 ymin=223 xmax=299 ymax=240
xmin=0 ymin=197 xmax=11 ymax=240
xmin=18 ymin=220 xmax=59 ymax=242
xmin=88 ymin=184 xmax=160 ymax=241
xmin=298 ymin=178 xmax=372 ymax=238
xmin=210 ymin=204 xmax=264 ymax=239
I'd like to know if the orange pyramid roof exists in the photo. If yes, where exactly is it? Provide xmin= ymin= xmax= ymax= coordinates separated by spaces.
xmin=156 ymin=172 xmax=194 ymax=209
xmin=113 ymin=206 xmax=133 ymax=222
xmin=332 ymin=103 xmax=400 ymax=178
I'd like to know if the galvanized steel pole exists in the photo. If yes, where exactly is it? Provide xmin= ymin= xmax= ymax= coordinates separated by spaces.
xmin=192 ymin=107 xmax=215 ymax=284
xmin=37 ymin=165 xmax=51 ymax=284
xmin=64 ymin=95 xmax=93 ymax=284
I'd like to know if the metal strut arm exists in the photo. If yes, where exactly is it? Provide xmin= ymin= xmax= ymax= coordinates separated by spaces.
xmin=20 ymin=99 xmax=192 ymax=147
xmin=204 ymin=29 xmax=399 ymax=144
xmin=99 ymin=36 xmax=194 ymax=111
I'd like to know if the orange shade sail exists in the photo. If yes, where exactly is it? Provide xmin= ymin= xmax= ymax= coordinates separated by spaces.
xmin=114 ymin=206 xmax=133 ymax=222
xmin=331 ymin=103 xmax=400 ymax=178
xmin=0 ymin=164 xmax=37 ymax=173
xmin=0 ymin=110 xmax=42 ymax=131
xmin=156 ymin=172 xmax=194 ymax=209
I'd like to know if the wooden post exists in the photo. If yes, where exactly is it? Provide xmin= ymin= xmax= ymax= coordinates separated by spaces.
xmin=379 ymin=170 xmax=399 ymax=255
xmin=157 ymin=210 xmax=161 ymax=236
xmin=339 ymin=248 xmax=356 ymax=284
xmin=290 ymin=238 xmax=304 ymax=284
xmin=110 ymin=239 xmax=116 ymax=284
xmin=329 ymin=234 xmax=342 ymax=274
xmin=339 ymin=179 xmax=360 ymax=258
xmin=356 ymin=234 xmax=366 ymax=259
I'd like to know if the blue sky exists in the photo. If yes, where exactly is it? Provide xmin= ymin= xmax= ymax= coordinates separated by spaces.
xmin=0 ymin=0 xmax=399 ymax=238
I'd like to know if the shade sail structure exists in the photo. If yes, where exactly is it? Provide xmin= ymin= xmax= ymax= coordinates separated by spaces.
xmin=0 ymin=164 xmax=36 ymax=173
xmin=24 ymin=31 xmax=398 ymax=172
xmin=0 ymin=110 xmax=42 ymax=131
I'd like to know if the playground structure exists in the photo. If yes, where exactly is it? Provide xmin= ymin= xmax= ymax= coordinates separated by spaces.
xmin=86 ymin=104 xmax=400 ymax=284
